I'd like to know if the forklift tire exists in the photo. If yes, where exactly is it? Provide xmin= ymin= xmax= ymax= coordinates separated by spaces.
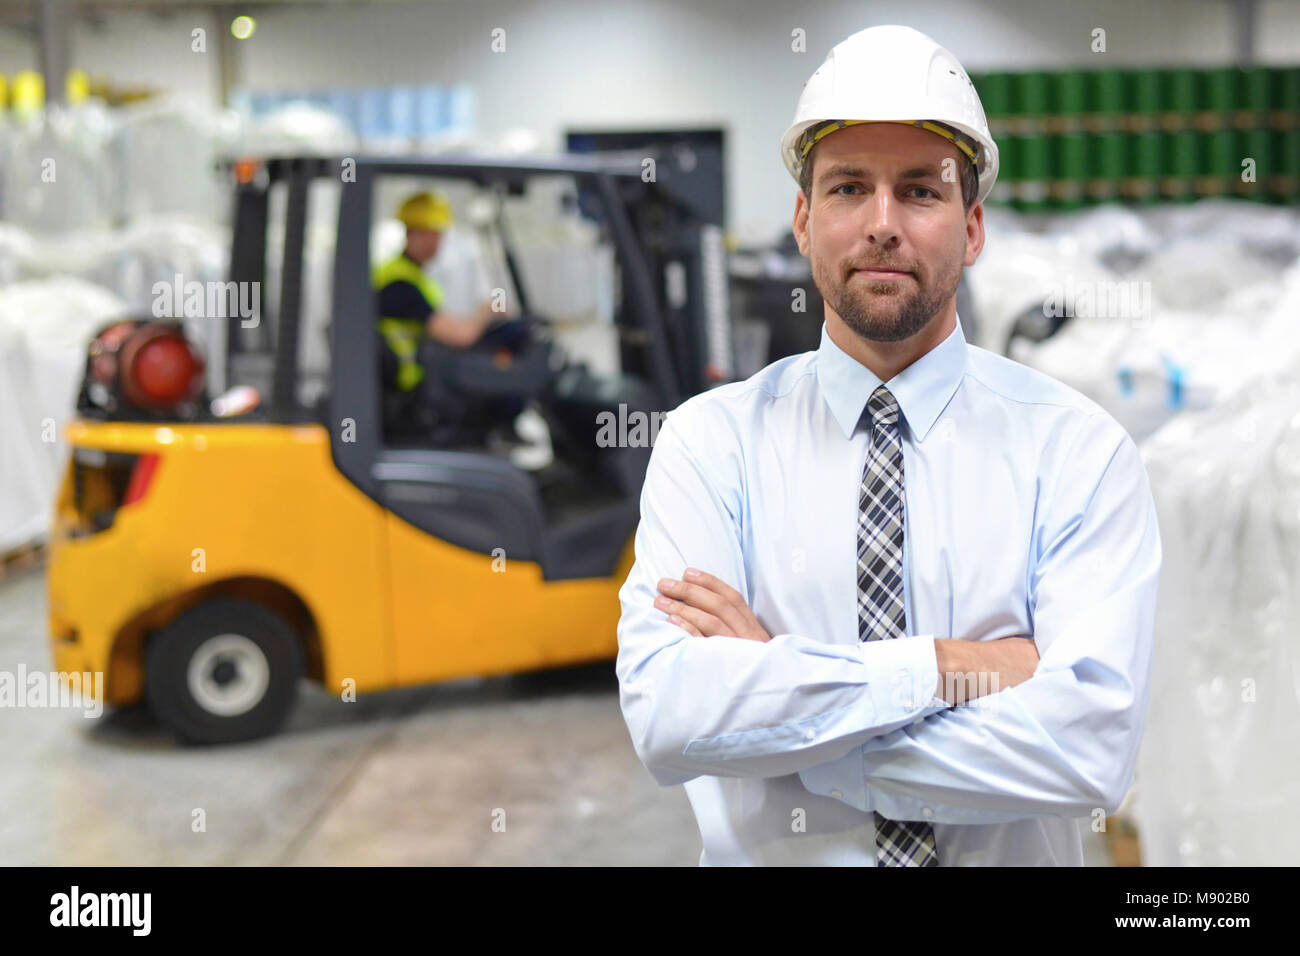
xmin=145 ymin=598 xmax=303 ymax=745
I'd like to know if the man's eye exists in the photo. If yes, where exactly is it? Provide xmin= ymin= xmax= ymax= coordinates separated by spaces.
xmin=831 ymin=183 xmax=860 ymax=195
xmin=909 ymin=185 xmax=939 ymax=199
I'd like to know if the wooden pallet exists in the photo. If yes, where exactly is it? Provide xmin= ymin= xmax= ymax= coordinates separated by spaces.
xmin=0 ymin=541 xmax=46 ymax=581
xmin=1104 ymin=815 xmax=1143 ymax=867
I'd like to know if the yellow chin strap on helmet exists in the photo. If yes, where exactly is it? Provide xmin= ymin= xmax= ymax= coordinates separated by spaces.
xmin=796 ymin=119 xmax=980 ymax=177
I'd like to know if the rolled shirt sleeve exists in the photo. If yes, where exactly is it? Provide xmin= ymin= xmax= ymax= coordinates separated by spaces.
xmin=378 ymin=279 xmax=436 ymax=320
xmin=617 ymin=411 xmax=949 ymax=787
xmin=800 ymin=413 xmax=1162 ymax=823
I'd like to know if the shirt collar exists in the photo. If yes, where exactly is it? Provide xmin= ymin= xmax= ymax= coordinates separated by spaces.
xmin=815 ymin=316 xmax=968 ymax=442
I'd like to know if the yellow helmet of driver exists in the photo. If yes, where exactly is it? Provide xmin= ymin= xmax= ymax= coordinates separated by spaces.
xmin=397 ymin=191 xmax=454 ymax=232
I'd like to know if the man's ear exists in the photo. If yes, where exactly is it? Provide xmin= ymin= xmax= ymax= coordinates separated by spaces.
xmin=793 ymin=189 xmax=810 ymax=258
xmin=963 ymin=200 xmax=986 ymax=267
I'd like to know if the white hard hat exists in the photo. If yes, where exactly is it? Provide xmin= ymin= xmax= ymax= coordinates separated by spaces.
xmin=781 ymin=25 xmax=999 ymax=204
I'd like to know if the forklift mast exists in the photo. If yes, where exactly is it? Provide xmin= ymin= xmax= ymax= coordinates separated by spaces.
xmin=604 ymin=146 xmax=733 ymax=400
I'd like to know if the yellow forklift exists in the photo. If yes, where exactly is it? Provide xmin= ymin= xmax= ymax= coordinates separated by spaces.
xmin=47 ymin=152 xmax=733 ymax=743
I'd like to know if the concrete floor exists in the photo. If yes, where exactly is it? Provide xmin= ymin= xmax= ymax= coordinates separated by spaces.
xmin=1 ymin=564 xmax=1114 ymax=866
xmin=1 ymin=564 xmax=698 ymax=865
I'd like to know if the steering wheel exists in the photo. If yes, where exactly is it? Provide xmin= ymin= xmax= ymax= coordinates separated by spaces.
xmin=516 ymin=312 xmax=552 ymax=333
xmin=477 ymin=314 xmax=551 ymax=358
xmin=508 ymin=313 xmax=556 ymax=344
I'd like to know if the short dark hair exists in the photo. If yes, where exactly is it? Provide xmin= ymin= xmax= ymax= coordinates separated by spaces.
xmin=799 ymin=139 xmax=979 ymax=212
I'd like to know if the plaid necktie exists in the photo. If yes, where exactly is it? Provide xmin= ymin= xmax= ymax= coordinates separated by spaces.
xmin=857 ymin=384 xmax=940 ymax=867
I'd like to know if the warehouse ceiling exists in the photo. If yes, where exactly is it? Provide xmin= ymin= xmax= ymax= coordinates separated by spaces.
xmin=0 ymin=0 xmax=445 ymax=30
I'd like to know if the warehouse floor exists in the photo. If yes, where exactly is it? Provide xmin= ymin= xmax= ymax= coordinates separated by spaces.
xmin=0 ymin=566 xmax=1116 ymax=866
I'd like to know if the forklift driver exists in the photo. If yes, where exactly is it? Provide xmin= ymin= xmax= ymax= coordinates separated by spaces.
xmin=375 ymin=191 xmax=530 ymax=439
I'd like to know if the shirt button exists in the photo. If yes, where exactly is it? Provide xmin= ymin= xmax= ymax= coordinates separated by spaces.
xmin=830 ymin=789 xmax=843 ymax=799
xmin=804 ymin=729 xmax=815 ymax=740
xmin=922 ymin=807 xmax=934 ymax=818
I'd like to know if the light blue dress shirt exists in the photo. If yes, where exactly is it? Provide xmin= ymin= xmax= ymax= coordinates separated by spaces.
xmin=615 ymin=315 xmax=1162 ymax=866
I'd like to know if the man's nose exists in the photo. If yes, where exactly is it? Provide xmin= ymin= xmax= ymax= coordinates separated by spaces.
xmin=861 ymin=190 xmax=901 ymax=248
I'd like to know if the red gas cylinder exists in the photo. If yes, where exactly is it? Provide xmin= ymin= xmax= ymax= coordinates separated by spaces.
xmin=83 ymin=319 xmax=206 ymax=417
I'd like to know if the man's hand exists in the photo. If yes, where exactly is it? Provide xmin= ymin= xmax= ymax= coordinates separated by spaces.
xmin=934 ymin=636 xmax=1039 ymax=705
xmin=426 ymin=311 xmax=482 ymax=347
xmin=655 ymin=568 xmax=772 ymax=643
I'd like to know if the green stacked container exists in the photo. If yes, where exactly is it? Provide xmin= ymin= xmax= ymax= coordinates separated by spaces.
xmin=1056 ymin=70 xmax=1089 ymax=122
xmin=978 ymin=72 xmax=1014 ymax=121
xmin=1238 ymin=68 xmax=1273 ymax=200
xmin=1088 ymin=69 xmax=1127 ymax=202
xmin=1278 ymin=68 xmax=1300 ymax=202
xmin=1162 ymin=69 xmax=1200 ymax=201
xmin=1241 ymin=126 xmax=1273 ymax=201
xmin=1089 ymin=69 xmax=1127 ymax=129
xmin=1239 ymin=67 xmax=1271 ymax=119
xmin=1128 ymin=130 xmax=1164 ymax=205
xmin=977 ymin=72 xmax=1016 ymax=205
xmin=1203 ymin=68 xmax=1239 ymax=197
xmin=1012 ymin=71 xmax=1052 ymax=211
xmin=1054 ymin=71 xmax=1089 ymax=208
xmin=1129 ymin=68 xmax=1162 ymax=126
xmin=1093 ymin=132 xmax=1126 ymax=203
xmin=1126 ymin=69 xmax=1162 ymax=202
xmin=965 ymin=64 xmax=1295 ymax=209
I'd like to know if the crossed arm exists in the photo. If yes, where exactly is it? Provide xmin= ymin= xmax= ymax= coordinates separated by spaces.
xmin=653 ymin=568 xmax=1041 ymax=707
xmin=616 ymin=412 xmax=1162 ymax=824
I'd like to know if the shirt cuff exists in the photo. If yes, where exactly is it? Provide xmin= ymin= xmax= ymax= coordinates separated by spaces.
xmin=799 ymin=636 xmax=948 ymax=811
xmin=860 ymin=633 xmax=947 ymax=719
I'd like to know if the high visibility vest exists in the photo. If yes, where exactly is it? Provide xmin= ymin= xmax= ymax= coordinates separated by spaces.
xmin=373 ymin=254 xmax=445 ymax=391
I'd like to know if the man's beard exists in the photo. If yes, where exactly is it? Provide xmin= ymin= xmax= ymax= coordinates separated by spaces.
xmin=812 ymin=248 xmax=962 ymax=344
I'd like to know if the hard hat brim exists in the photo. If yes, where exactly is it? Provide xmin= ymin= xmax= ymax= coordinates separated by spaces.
xmin=782 ymin=118 xmax=999 ymax=205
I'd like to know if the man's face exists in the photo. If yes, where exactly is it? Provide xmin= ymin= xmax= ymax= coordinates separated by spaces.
xmin=793 ymin=123 xmax=983 ymax=344
xmin=406 ymin=227 xmax=442 ymax=264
